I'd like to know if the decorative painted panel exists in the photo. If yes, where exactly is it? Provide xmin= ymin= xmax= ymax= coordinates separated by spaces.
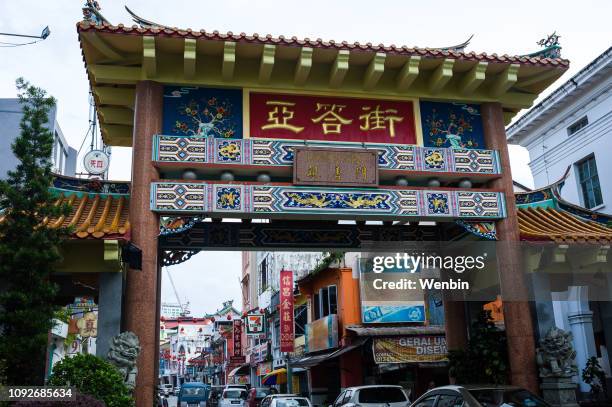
xmin=151 ymin=182 xmax=506 ymax=220
xmin=420 ymin=101 xmax=485 ymax=149
xmin=162 ymin=86 xmax=243 ymax=138
xmin=153 ymin=136 xmax=500 ymax=174
xmin=249 ymin=92 xmax=417 ymax=144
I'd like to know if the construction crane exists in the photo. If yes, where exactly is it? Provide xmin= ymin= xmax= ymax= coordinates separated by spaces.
xmin=164 ymin=267 xmax=189 ymax=316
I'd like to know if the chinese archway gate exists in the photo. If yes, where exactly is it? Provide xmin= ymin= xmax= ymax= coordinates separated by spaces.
xmin=76 ymin=13 xmax=568 ymax=406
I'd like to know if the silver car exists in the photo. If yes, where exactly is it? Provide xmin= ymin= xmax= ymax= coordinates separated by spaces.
xmin=409 ymin=385 xmax=550 ymax=407
xmin=331 ymin=385 xmax=410 ymax=407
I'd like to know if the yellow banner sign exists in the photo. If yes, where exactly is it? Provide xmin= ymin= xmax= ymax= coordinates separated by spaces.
xmin=373 ymin=336 xmax=448 ymax=364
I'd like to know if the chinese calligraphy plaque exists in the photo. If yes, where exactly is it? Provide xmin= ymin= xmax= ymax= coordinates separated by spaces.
xmin=293 ymin=147 xmax=379 ymax=187
xmin=250 ymin=92 xmax=416 ymax=144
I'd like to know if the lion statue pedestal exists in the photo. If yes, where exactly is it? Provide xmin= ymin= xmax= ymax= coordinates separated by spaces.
xmin=107 ymin=331 xmax=141 ymax=391
xmin=536 ymin=327 xmax=579 ymax=407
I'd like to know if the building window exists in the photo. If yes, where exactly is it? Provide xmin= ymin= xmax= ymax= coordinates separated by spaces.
xmin=567 ymin=116 xmax=588 ymax=136
xmin=259 ymin=257 xmax=268 ymax=293
xmin=316 ymin=285 xmax=337 ymax=318
xmin=294 ymin=304 xmax=307 ymax=336
xmin=576 ymin=155 xmax=603 ymax=209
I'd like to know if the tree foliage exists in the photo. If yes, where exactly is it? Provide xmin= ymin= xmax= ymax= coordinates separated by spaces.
xmin=448 ymin=310 xmax=509 ymax=384
xmin=48 ymin=354 xmax=134 ymax=407
xmin=0 ymin=78 xmax=69 ymax=384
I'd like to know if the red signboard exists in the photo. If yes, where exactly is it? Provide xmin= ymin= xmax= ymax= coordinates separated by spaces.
xmin=233 ymin=319 xmax=243 ymax=357
xmin=249 ymin=92 xmax=416 ymax=144
xmin=279 ymin=269 xmax=295 ymax=352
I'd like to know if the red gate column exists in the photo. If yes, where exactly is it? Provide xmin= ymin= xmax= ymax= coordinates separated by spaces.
xmin=126 ymin=80 xmax=163 ymax=406
xmin=481 ymin=102 xmax=538 ymax=393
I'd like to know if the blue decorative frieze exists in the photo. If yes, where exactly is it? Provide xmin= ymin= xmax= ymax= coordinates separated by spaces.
xmin=153 ymin=136 xmax=500 ymax=174
xmin=151 ymin=182 xmax=506 ymax=220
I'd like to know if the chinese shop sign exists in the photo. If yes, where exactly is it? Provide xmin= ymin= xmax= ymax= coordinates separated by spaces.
xmin=372 ymin=336 xmax=448 ymax=364
xmin=293 ymin=147 xmax=378 ymax=187
xmin=246 ymin=312 xmax=266 ymax=336
xmin=279 ymin=269 xmax=295 ymax=352
xmin=233 ymin=319 xmax=243 ymax=357
xmin=83 ymin=150 xmax=109 ymax=175
xmin=250 ymin=92 xmax=416 ymax=144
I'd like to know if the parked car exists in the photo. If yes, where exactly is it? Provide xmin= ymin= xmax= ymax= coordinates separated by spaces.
xmin=260 ymin=394 xmax=299 ymax=407
xmin=159 ymin=384 xmax=173 ymax=397
xmin=247 ymin=387 xmax=275 ymax=407
xmin=209 ymin=385 xmax=227 ymax=407
xmin=178 ymin=382 xmax=209 ymax=407
xmin=270 ymin=397 xmax=312 ymax=407
xmin=226 ymin=384 xmax=250 ymax=391
xmin=331 ymin=385 xmax=410 ymax=407
xmin=219 ymin=388 xmax=249 ymax=407
xmin=410 ymin=385 xmax=550 ymax=407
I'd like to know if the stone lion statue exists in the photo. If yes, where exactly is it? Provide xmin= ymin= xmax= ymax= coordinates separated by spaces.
xmin=107 ymin=331 xmax=140 ymax=390
xmin=536 ymin=327 xmax=577 ymax=378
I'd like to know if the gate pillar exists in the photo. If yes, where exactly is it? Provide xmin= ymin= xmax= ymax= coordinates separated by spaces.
xmin=481 ymin=102 xmax=538 ymax=392
xmin=125 ymin=80 xmax=163 ymax=406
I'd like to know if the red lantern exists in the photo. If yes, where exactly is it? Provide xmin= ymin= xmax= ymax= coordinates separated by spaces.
xmin=180 ymin=327 xmax=185 ymax=333
xmin=160 ymin=316 xmax=166 ymax=322
xmin=198 ymin=327 xmax=203 ymax=332
xmin=227 ymin=314 xmax=232 ymax=320
xmin=260 ymin=308 xmax=265 ymax=313
xmin=210 ymin=317 xmax=215 ymax=322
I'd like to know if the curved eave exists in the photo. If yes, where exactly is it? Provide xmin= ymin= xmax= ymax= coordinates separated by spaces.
xmin=76 ymin=21 xmax=569 ymax=147
xmin=518 ymin=206 xmax=612 ymax=243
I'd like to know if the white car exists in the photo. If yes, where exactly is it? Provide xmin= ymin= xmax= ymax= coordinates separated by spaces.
xmin=331 ymin=385 xmax=410 ymax=407
xmin=270 ymin=397 xmax=312 ymax=407
xmin=219 ymin=388 xmax=248 ymax=407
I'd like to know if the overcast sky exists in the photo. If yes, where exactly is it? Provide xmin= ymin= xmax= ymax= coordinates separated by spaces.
xmin=2 ymin=0 xmax=610 ymax=315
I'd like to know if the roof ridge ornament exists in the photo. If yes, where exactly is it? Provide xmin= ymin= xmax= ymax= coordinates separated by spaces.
xmin=82 ymin=0 xmax=110 ymax=25
xmin=434 ymin=34 xmax=474 ymax=52
xmin=523 ymin=31 xmax=562 ymax=59
xmin=124 ymin=5 xmax=170 ymax=29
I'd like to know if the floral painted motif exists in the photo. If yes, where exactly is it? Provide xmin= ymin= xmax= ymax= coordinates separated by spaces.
xmin=427 ymin=193 xmax=449 ymax=215
xmin=216 ymin=187 xmax=242 ymax=210
xmin=163 ymin=86 xmax=242 ymax=138
xmin=423 ymin=148 xmax=446 ymax=170
xmin=421 ymin=101 xmax=485 ymax=149
xmin=217 ymin=140 xmax=242 ymax=162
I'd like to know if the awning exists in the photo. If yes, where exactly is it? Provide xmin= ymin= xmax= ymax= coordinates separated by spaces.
xmin=292 ymin=338 xmax=367 ymax=368
xmin=262 ymin=368 xmax=287 ymax=385
xmin=346 ymin=325 xmax=445 ymax=336
xmin=228 ymin=364 xmax=250 ymax=377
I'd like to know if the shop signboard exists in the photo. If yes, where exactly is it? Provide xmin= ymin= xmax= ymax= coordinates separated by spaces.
xmin=305 ymin=314 xmax=338 ymax=353
xmin=230 ymin=355 xmax=246 ymax=365
xmin=372 ymin=336 xmax=448 ymax=363
xmin=359 ymin=257 xmax=426 ymax=323
xmin=233 ymin=319 xmax=243 ymax=357
xmin=246 ymin=312 xmax=266 ymax=336
xmin=279 ymin=269 xmax=294 ymax=352
xmin=257 ymin=362 xmax=272 ymax=376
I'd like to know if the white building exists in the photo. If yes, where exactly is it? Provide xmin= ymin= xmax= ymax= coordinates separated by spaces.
xmin=506 ymin=46 xmax=612 ymax=213
xmin=161 ymin=302 xmax=184 ymax=318
xmin=0 ymin=99 xmax=77 ymax=178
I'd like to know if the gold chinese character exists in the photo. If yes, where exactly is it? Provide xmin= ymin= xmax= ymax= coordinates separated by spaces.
xmin=356 ymin=165 xmax=367 ymax=180
xmin=359 ymin=105 xmax=404 ymax=137
xmin=311 ymin=103 xmax=353 ymax=134
xmin=307 ymin=165 xmax=318 ymax=179
xmin=261 ymin=101 xmax=304 ymax=133
xmin=335 ymin=165 xmax=341 ymax=181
